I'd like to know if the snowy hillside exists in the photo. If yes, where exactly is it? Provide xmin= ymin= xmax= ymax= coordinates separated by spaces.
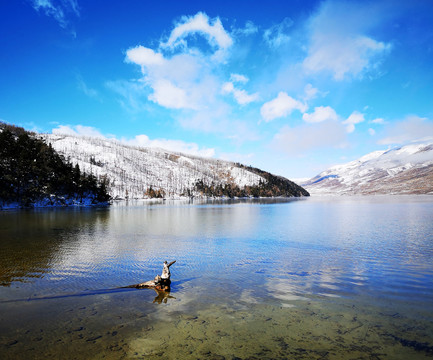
xmin=41 ymin=134 xmax=306 ymax=199
xmin=302 ymin=143 xmax=433 ymax=195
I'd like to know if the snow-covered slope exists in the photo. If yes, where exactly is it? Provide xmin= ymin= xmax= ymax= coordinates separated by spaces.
xmin=41 ymin=134 xmax=272 ymax=199
xmin=302 ymin=143 xmax=433 ymax=195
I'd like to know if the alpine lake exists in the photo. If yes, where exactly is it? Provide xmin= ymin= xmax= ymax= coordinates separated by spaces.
xmin=0 ymin=196 xmax=432 ymax=359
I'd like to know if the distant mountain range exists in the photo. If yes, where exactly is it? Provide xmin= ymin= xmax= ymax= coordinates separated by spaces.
xmin=6 ymin=124 xmax=430 ymax=201
xmin=300 ymin=143 xmax=433 ymax=195
xmin=42 ymin=133 xmax=309 ymax=199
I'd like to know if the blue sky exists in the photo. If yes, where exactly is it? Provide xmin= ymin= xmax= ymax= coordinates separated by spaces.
xmin=1 ymin=0 xmax=433 ymax=178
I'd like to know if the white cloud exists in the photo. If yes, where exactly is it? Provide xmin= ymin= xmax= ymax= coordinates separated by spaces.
xmin=303 ymin=1 xmax=391 ymax=80
xmin=76 ymin=74 xmax=100 ymax=100
xmin=342 ymin=111 xmax=365 ymax=133
xmin=123 ymin=12 xmax=236 ymax=112
xmin=223 ymin=75 xmax=259 ymax=105
xmin=120 ymin=12 xmax=260 ymax=142
xmin=260 ymin=92 xmax=307 ymax=122
xmin=368 ymin=128 xmax=376 ymax=136
xmin=263 ymin=17 xmax=293 ymax=49
xmin=52 ymin=125 xmax=215 ymax=158
xmin=302 ymin=106 xmax=338 ymax=123
xmin=272 ymin=121 xmax=347 ymax=156
xmin=105 ymin=79 xmax=148 ymax=113
xmin=125 ymin=46 xmax=165 ymax=68
xmin=52 ymin=125 xmax=106 ymax=138
xmin=233 ymin=21 xmax=258 ymax=36
xmin=221 ymin=82 xmax=234 ymax=93
xmin=117 ymin=12 xmax=279 ymax=142
xmin=161 ymin=12 xmax=233 ymax=56
xmin=125 ymin=134 xmax=215 ymax=158
xmin=218 ymin=151 xmax=255 ymax=164
xmin=303 ymin=83 xmax=319 ymax=101
xmin=378 ymin=115 xmax=433 ymax=145
xmin=233 ymin=89 xmax=259 ymax=105
xmin=149 ymin=53 xmax=205 ymax=86
xmin=148 ymin=79 xmax=193 ymax=109
xmin=30 ymin=0 xmax=79 ymax=32
xmin=178 ymin=106 xmax=259 ymax=143
xmin=178 ymin=107 xmax=228 ymax=134
xmin=370 ymin=117 xmax=386 ymax=124
xmin=221 ymin=81 xmax=259 ymax=105
xmin=32 ymin=0 xmax=64 ymax=26
xmin=230 ymin=73 xmax=249 ymax=83
xmin=125 ymin=47 xmax=219 ymax=110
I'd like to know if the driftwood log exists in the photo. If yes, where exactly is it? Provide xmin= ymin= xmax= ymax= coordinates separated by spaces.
xmin=126 ymin=260 xmax=176 ymax=292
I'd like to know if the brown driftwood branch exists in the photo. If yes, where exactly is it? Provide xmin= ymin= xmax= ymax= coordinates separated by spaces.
xmin=125 ymin=260 xmax=176 ymax=291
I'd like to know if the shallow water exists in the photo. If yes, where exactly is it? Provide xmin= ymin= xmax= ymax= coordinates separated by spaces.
xmin=0 ymin=196 xmax=432 ymax=359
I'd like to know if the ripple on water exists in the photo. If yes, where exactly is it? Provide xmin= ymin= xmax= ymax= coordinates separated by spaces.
xmin=1 ymin=197 xmax=433 ymax=359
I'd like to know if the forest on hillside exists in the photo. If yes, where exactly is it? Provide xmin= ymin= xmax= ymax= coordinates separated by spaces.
xmin=193 ymin=165 xmax=310 ymax=198
xmin=0 ymin=123 xmax=110 ymax=208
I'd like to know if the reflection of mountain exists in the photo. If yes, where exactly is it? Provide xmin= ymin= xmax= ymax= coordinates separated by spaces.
xmin=0 ymin=209 xmax=109 ymax=287
xmin=301 ymin=143 xmax=433 ymax=195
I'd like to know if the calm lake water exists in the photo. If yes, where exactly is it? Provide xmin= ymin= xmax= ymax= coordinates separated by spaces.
xmin=0 ymin=196 xmax=432 ymax=359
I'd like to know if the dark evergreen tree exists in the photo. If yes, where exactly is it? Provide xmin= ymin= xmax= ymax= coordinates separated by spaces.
xmin=0 ymin=122 xmax=111 ymax=208
xmin=191 ymin=165 xmax=310 ymax=198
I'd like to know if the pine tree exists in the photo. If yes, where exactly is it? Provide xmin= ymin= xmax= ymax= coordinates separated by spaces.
xmin=0 ymin=122 xmax=111 ymax=208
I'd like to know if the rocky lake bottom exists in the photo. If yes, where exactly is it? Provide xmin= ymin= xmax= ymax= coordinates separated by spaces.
xmin=1 ymin=197 xmax=432 ymax=359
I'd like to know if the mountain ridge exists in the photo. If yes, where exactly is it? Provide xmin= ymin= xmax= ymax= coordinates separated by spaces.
xmin=301 ymin=143 xmax=433 ymax=195
xmin=41 ymin=133 xmax=309 ymax=199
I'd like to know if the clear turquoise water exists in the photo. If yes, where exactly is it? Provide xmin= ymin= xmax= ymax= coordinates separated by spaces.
xmin=0 ymin=196 xmax=432 ymax=359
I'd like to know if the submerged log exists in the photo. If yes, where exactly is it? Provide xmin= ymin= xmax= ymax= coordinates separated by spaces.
xmin=126 ymin=260 xmax=176 ymax=291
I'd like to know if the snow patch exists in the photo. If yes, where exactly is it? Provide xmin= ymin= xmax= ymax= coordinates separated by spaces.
xmin=41 ymin=134 xmax=266 ymax=199
xmin=304 ymin=143 xmax=433 ymax=195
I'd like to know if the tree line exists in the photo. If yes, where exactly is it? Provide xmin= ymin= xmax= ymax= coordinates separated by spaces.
xmin=193 ymin=171 xmax=310 ymax=199
xmin=142 ymin=164 xmax=310 ymax=199
xmin=237 ymin=164 xmax=310 ymax=197
xmin=0 ymin=123 xmax=110 ymax=208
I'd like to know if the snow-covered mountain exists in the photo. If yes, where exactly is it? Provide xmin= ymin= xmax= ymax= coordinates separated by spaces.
xmin=301 ymin=143 xmax=433 ymax=195
xmin=41 ymin=133 xmax=307 ymax=199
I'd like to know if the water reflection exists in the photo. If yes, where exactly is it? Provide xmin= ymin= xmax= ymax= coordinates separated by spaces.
xmin=2 ymin=197 xmax=432 ymax=304
xmin=1 ymin=197 xmax=432 ymax=359
xmin=152 ymin=289 xmax=176 ymax=304
xmin=0 ymin=208 xmax=109 ymax=287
